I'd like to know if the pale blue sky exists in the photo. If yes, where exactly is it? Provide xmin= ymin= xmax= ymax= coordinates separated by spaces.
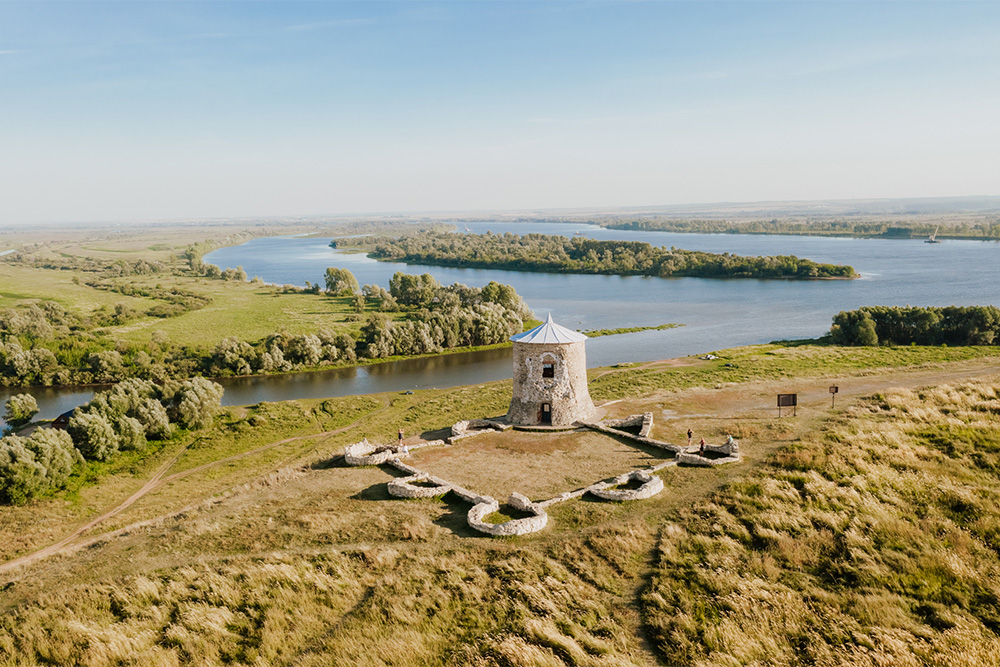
xmin=1 ymin=1 xmax=998 ymax=224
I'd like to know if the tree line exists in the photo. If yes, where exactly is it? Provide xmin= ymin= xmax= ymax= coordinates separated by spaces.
xmin=335 ymin=231 xmax=857 ymax=280
xmin=829 ymin=306 xmax=1000 ymax=346
xmin=602 ymin=218 xmax=1000 ymax=240
xmin=209 ymin=272 xmax=531 ymax=370
xmin=0 ymin=272 xmax=531 ymax=386
xmin=0 ymin=377 xmax=223 ymax=505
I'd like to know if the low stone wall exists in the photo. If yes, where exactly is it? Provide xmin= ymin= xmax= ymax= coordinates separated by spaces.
xmin=676 ymin=451 xmax=740 ymax=467
xmin=539 ymin=461 xmax=676 ymax=507
xmin=640 ymin=413 xmax=653 ymax=438
xmin=582 ymin=422 xmax=682 ymax=454
xmin=344 ymin=439 xmax=402 ymax=466
xmin=467 ymin=491 xmax=548 ymax=536
xmin=601 ymin=412 xmax=654 ymax=438
xmin=709 ymin=438 xmax=740 ymax=457
xmin=678 ymin=438 xmax=740 ymax=466
xmin=345 ymin=414 xmax=737 ymax=537
xmin=387 ymin=473 xmax=453 ymax=499
xmin=344 ymin=438 xmax=446 ymax=466
xmin=448 ymin=419 xmax=511 ymax=443
xmin=386 ymin=459 xmax=480 ymax=503
xmin=450 ymin=419 xmax=510 ymax=437
xmin=589 ymin=470 xmax=664 ymax=501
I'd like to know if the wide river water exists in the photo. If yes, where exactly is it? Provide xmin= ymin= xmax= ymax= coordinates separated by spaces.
xmin=5 ymin=222 xmax=998 ymax=423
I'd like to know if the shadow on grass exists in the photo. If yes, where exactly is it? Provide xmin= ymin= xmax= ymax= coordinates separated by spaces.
xmin=350 ymin=482 xmax=393 ymax=502
xmin=419 ymin=426 xmax=452 ymax=442
xmin=309 ymin=454 xmax=347 ymax=470
xmin=768 ymin=336 xmax=829 ymax=347
xmin=598 ymin=429 xmax=677 ymax=461
xmin=431 ymin=492 xmax=485 ymax=538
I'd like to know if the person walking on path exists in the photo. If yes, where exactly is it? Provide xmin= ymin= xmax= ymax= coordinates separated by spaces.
xmin=687 ymin=428 xmax=693 ymax=446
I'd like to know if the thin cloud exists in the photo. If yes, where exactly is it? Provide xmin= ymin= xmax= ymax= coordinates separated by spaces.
xmin=0 ymin=50 xmax=19 ymax=55
xmin=285 ymin=18 xmax=373 ymax=32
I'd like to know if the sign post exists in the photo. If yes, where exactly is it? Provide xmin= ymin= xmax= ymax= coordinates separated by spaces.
xmin=829 ymin=385 xmax=839 ymax=408
xmin=777 ymin=393 xmax=797 ymax=417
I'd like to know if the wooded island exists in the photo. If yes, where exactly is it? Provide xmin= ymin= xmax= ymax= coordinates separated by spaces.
xmin=333 ymin=231 xmax=858 ymax=280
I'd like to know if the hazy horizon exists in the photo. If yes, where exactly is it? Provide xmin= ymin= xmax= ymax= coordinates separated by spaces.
xmin=2 ymin=193 xmax=1000 ymax=230
xmin=2 ymin=1 xmax=999 ymax=225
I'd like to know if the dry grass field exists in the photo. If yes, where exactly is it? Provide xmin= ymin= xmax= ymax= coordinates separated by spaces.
xmin=409 ymin=429 xmax=670 ymax=501
xmin=1 ymin=350 xmax=999 ymax=665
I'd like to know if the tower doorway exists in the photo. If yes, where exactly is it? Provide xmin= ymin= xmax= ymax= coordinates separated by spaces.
xmin=540 ymin=403 xmax=552 ymax=424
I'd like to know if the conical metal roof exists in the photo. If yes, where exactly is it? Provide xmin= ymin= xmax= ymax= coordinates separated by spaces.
xmin=510 ymin=314 xmax=588 ymax=344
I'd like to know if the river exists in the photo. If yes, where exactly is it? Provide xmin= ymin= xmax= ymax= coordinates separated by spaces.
xmin=4 ymin=223 xmax=998 ymax=424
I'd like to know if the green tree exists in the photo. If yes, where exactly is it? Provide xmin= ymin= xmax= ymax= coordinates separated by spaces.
xmin=23 ymin=428 xmax=80 ymax=491
xmin=173 ymin=377 xmax=224 ymax=430
xmin=0 ymin=436 xmax=47 ymax=505
xmin=324 ymin=268 xmax=360 ymax=295
xmin=4 ymin=394 xmax=38 ymax=428
xmin=67 ymin=411 xmax=119 ymax=461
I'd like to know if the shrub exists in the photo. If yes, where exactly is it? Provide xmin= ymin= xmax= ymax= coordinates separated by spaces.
xmin=68 ymin=411 xmax=119 ymax=461
xmin=0 ymin=436 xmax=47 ymax=505
xmin=173 ymin=377 xmax=224 ymax=430
xmin=3 ymin=393 xmax=38 ymax=428
xmin=324 ymin=267 xmax=360 ymax=295
xmin=0 ymin=429 xmax=81 ymax=504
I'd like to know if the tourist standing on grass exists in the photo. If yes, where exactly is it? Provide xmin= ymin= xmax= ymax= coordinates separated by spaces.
xmin=687 ymin=428 xmax=693 ymax=446
xmin=398 ymin=428 xmax=404 ymax=448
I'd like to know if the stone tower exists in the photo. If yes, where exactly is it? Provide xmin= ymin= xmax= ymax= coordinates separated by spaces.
xmin=506 ymin=314 xmax=597 ymax=426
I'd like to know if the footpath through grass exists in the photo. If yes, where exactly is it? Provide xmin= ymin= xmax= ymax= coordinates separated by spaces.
xmin=590 ymin=341 xmax=1000 ymax=400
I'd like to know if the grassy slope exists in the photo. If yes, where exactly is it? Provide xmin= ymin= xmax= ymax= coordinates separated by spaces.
xmin=0 ymin=225 xmax=388 ymax=353
xmin=643 ymin=380 xmax=1000 ymax=666
xmin=0 ymin=346 xmax=999 ymax=665
xmin=108 ymin=277 xmax=367 ymax=349
xmin=589 ymin=342 xmax=1000 ymax=400
xmin=0 ymin=263 xmax=158 ymax=314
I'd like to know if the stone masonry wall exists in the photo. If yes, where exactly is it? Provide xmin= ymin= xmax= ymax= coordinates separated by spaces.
xmin=589 ymin=470 xmax=664 ymax=501
xmin=507 ymin=341 xmax=596 ymax=426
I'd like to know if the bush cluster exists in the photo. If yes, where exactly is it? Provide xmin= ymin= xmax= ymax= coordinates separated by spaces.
xmin=358 ymin=274 xmax=530 ymax=358
xmin=68 ymin=377 xmax=223 ymax=460
xmin=830 ymin=305 xmax=1000 ymax=346
xmin=0 ymin=377 xmax=224 ymax=504
xmin=0 ymin=270 xmax=531 ymax=386
xmin=207 ymin=272 xmax=531 ymax=373
xmin=0 ymin=429 xmax=82 ymax=505
xmin=3 ymin=393 xmax=39 ymax=428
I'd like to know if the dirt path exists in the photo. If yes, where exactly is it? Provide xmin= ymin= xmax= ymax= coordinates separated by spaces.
xmin=0 ymin=443 xmax=193 ymax=577
xmin=0 ymin=405 xmax=387 ymax=577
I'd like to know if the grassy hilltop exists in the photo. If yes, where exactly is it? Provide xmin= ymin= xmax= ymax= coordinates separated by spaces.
xmin=1 ymin=344 xmax=999 ymax=665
